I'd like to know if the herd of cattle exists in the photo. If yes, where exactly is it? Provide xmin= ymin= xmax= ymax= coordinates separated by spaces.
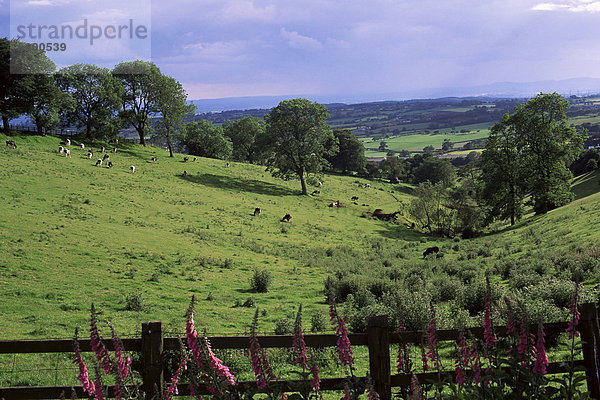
xmin=4 ymin=137 xmax=441 ymax=258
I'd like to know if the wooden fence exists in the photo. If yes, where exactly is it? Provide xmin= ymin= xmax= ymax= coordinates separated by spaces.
xmin=1 ymin=303 xmax=600 ymax=400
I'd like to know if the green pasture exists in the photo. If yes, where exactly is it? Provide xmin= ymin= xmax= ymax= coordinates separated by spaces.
xmin=362 ymin=129 xmax=490 ymax=152
xmin=0 ymin=132 xmax=417 ymax=340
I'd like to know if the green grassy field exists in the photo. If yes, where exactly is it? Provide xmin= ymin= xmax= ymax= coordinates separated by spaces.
xmin=1 ymin=131 xmax=600 ymax=389
xmin=0 ymin=132 xmax=419 ymax=340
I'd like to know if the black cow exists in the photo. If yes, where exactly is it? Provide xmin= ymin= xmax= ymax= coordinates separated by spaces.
xmin=423 ymin=246 xmax=440 ymax=259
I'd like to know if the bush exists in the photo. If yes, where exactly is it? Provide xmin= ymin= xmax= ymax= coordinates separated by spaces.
xmin=431 ymin=276 xmax=462 ymax=302
xmin=459 ymin=279 xmax=501 ymax=316
xmin=125 ymin=293 xmax=144 ymax=311
xmin=310 ymin=311 xmax=326 ymax=332
xmin=274 ymin=317 xmax=293 ymax=335
xmin=250 ymin=269 xmax=271 ymax=293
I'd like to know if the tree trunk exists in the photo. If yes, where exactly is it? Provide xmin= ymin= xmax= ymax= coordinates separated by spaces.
xmin=2 ymin=116 xmax=9 ymax=133
xmin=136 ymin=126 xmax=146 ymax=146
xmin=86 ymin=121 xmax=92 ymax=138
xmin=166 ymin=132 xmax=174 ymax=157
xmin=299 ymin=170 xmax=307 ymax=195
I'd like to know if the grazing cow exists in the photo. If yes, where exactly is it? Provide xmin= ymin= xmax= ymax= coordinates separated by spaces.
xmin=66 ymin=138 xmax=71 ymax=146
xmin=281 ymin=213 xmax=292 ymax=222
xmin=101 ymin=146 xmax=106 ymax=153
xmin=254 ymin=207 xmax=261 ymax=216
xmin=183 ymin=170 xmax=188 ymax=177
xmin=5 ymin=140 xmax=16 ymax=149
xmin=329 ymin=200 xmax=346 ymax=208
xmin=103 ymin=154 xmax=110 ymax=161
xmin=80 ymin=143 xmax=85 ymax=150
xmin=423 ymin=246 xmax=440 ymax=259
xmin=151 ymin=156 xmax=157 ymax=162
xmin=312 ymin=190 xmax=320 ymax=195
xmin=65 ymin=149 xmax=71 ymax=158
xmin=193 ymin=157 xmax=197 ymax=162
xmin=87 ymin=152 xmax=93 ymax=159
xmin=351 ymin=196 xmax=359 ymax=201
xmin=183 ymin=157 xmax=189 ymax=162
xmin=108 ymin=161 xmax=113 ymax=168
xmin=130 ymin=165 xmax=136 ymax=173
xmin=58 ymin=146 xmax=64 ymax=154
xmin=371 ymin=209 xmax=400 ymax=221
xmin=113 ymin=147 xmax=118 ymax=153
xmin=365 ymin=184 xmax=371 ymax=188
xmin=95 ymin=159 xmax=103 ymax=167
xmin=226 ymin=162 xmax=230 ymax=167
xmin=390 ymin=177 xmax=401 ymax=184
xmin=317 ymin=181 xmax=322 ymax=187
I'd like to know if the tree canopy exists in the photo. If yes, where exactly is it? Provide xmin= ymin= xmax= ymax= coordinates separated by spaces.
xmin=264 ymin=99 xmax=337 ymax=195
xmin=222 ymin=116 xmax=271 ymax=164
xmin=112 ymin=61 xmax=163 ymax=146
xmin=182 ymin=120 xmax=232 ymax=160
xmin=155 ymin=75 xmax=195 ymax=157
xmin=327 ymin=129 xmax=367 ymax=174
xmin=481 ymin=92 xmax=587 ymax=218
xmin=55 ymin=64 xmax=123 ymax=139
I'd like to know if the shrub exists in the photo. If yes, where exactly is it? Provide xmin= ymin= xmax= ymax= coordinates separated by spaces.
xmin=459 ymin=279 xmax=501 ymax=316
xmin=430 ymin=276 xmax=462 ymax=302
xmin=250 ymin=269 xmax=271 ymax=293
xmin=310 ymin=311 xmax=326 ymax=332
xmin=274 ymin=317 xmax=293 ymax=335
xmin=124 ymin=293 xmax=144 ymax=311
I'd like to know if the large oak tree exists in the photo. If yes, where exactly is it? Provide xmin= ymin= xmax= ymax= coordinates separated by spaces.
xmin=264 ymin=99 xmax=337 ymax=195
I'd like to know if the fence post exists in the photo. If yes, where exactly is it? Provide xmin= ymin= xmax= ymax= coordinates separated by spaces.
xmin=367 ymin=316 xmax=391 ymax=400
xmin=141 ymin=321 xmax=164 ymax=399
xmin=579 ymin=303 xmax=600 ymax=399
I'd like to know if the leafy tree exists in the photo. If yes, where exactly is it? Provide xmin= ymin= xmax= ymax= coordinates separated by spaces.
xmin=408 ymin=181 xmax=455 ymax=236
xmin=480 ymin=113 xmax=526 ymax=225
xmin=442 ymin=139 xmax=454 ymax=152
xmin=413 ymin=157 xmax=456 ymax=187
xmin=56 ymin=64 xmax=123 ymax=139
xmin=381 ymin=156 xmax=405 ymax=182
xmin=0 ymin=39 xmax=55 ymax=132
xmin=222 ymin=116 xmax=271 ymax=164
xmin=28 ymin=74 xmax=75 ymax=135
xmin=365 ymin=161 xmax=382 ymax=179
xmin=378 ymin=141 xmax=388 ymax=151
xmin=112 ymin=61 xmax=162 ymax=146
xmin=516 ymin=93 xmax=586 ymax=213
xmin=264 ymin=99 xmax=337 ymax=195
xmin=155 ymin=75 xmax=195 ymax=157
xmin=182 ymin=120 xmax=232 ymax=160
xmin=482 ymin=93 xmax=586 ymax=216
xmin=423 ymin=145 xmax=435 ymax=153
xmin=327 ymin=129 xmax=367 ymax=174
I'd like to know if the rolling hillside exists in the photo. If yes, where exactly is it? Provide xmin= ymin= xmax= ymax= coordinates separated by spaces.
xmin=1 ymin=132 xmax=599 ymax=342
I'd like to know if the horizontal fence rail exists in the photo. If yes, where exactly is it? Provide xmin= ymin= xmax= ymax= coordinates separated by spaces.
xmin=1 ymin=303 xmax=599 ymax=400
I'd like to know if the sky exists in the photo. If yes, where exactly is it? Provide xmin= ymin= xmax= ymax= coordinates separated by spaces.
xmin=2 ymin=0 xmax=600 ymax=100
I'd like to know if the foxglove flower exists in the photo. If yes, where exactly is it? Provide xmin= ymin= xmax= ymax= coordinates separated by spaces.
xmin=396 ymin=314 xmax=411 ymax=374
xmin=329 ymin=295 xmax=353 ymax=366
xmin=292 ymin=305 xmax=309 ymax=369
xmin=89 ymin=304 xmax=111 ymax=375
xmin=72 ymin=329 xmax=95 ymax=396
xmin=566 ymin=284 xmax=581 ymax=339
xmin=533 ymin=322 xmax=549 ymax=375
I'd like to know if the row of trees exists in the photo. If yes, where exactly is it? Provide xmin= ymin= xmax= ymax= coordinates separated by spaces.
xmin=0 ymin=39 xmax=192 ymax=157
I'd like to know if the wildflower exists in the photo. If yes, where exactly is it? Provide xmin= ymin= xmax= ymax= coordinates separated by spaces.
xmin=186 ymin=296 xmax=204 ymax=368
xmin=166 ymin=344 xmax=188 ymax=400
xmin=396 ymin=314 xmax=412 ymax=374
xmin=517 ymin=317 xmax=529 ymax=356
xmin=409 ymin=374 xmax=422 ymax=400
xmin=454 ymin=328 xmax=469 ymax=388
xmin=250 ymin=308 xmax=276 ymax=389
xmin=89 ymin=304 xmax=111 ymax=375
xmin=310 ymin=359 xmax=321 ymax=391
xmin=366 ymin=378 xmax=380 ymax=400
xmin=203 ymin=335 xmax=236 ymax=386
xmin=72 ymin=329 xmax=95 ymax=396
xmin=426 ymin=304 xmax=439 ymax=370
xmin=107 ymin=321 xmax=130 ymax=380
xmin=93 ymin=367 xmax=105 ymax=400
xmin=329 ymin=295 xmax=353 ymax=366
xmin=420 ymin=342 xmax=429 ymax=371
xmin=533 ymin=323 xmax=549 ymax=375
xmin=292 ymin=305 xmax=309 ymax=369
xmin=483 ymin=292 xmax=497 ymax=348
xmin=566 ymin=284 xmax=581 ymax=339
xmin=342 ymin=385 xmax=350 ymax=400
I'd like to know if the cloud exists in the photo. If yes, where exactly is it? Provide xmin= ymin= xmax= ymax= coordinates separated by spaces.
xmin=181 ymin=40 xmax=250 ymax=62
xmin=532 ymin=0 xmax=600 ymax=12
xmin=280 ymin=28 xmax=323 ymax=51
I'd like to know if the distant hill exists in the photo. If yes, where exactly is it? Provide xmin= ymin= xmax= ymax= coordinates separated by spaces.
xmin=189 ymin=77 xmax=600 ymax=112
